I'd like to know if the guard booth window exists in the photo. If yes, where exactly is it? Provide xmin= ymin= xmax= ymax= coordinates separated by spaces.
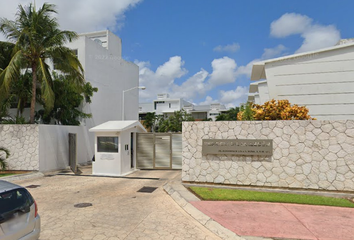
xmin=97 ymin=137 xmax=119 ymax=153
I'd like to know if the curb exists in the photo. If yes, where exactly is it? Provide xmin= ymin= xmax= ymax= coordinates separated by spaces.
xmin=164 ymin=181 xmax=274 ymax=240
xmin=1 ymin=171 xmax=44 ymax=182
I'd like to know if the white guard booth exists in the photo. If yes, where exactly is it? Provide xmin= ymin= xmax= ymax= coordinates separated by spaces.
xmin=89 ymin=121 xmax=147 ymax=176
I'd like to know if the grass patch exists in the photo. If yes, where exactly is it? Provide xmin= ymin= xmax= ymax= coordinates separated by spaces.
xmin=190 ymin=187 xmax=354 ymax=208
xmin=0 ymin=173 xmax=16 ymax=177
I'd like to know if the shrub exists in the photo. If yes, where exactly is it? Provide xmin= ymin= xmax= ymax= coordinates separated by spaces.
xmin=238 ymin=99 xmax=314 ymax=121
xmin=0 ymin=147 xmax=10 ymax=170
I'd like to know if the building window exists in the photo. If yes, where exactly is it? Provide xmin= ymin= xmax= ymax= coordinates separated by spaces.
xmin=169 ymin=103 xmax=171 ymax=108
xmin=209 ymin=113 xmax=220 ymax=116
xmin=154 ymin=101 xmax=165 ymax=110
xmin=97 ymin=137 xmax=119 ymax=153
xmin=72 ymin=49 xmax=78 ymax=57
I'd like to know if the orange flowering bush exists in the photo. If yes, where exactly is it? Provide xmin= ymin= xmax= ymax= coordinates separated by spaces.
xmin=238 ymin=99 xmax=315 ymax=120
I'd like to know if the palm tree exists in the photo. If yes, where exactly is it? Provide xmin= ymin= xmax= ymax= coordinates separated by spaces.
xmin=0 ymin=147 xmax=9 ymax=170
xmin=0 ymin=3 xmax=84 ymax=123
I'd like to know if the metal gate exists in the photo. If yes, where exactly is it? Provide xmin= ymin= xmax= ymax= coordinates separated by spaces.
xmin=69 ymin=133 xmax=77 ymax=173
xmin=136 ymin=133 xmax=182 ymax=169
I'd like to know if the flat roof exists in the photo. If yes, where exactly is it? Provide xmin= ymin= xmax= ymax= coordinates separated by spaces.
xmin=89 ymin=121 xmax=146 ymax=132
xmin=251 ymin=42 xmax=354 ymax=81
xmin=249 ymin=80 xmax=267 ymax=93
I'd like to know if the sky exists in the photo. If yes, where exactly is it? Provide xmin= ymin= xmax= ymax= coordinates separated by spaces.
xmin=1 ymin=0 xmax=354 ymax=108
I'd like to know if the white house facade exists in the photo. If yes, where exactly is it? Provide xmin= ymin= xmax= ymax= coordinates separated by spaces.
xmin=139 ymin=94 xmax=227 ymax=121
xmin=249 ymin=40 xmax=354 ymax=120
xmin=66 ymin=30 xmax=139 ymax=125
xmin=248 ymin=80 xmax=269 ymax=105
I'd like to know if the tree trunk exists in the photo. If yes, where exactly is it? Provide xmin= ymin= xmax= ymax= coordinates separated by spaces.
xmin=30 ymin=63 xmax=37 ymax=124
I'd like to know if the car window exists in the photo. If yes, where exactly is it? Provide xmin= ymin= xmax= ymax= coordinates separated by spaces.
xmin=0 ymin=188 xmax=33 ymax=217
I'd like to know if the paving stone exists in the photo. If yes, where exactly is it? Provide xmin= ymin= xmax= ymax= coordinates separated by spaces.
xmin=12 ymin=168 xmax=221 ymax=240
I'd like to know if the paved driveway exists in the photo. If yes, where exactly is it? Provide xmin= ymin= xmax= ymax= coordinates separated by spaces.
xmin=12 ymin=168 xmax=220 ymax=240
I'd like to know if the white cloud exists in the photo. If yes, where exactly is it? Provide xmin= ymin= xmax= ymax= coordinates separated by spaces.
xmin=199 ymin=96 xmax=219 ymax=106
xmin=213 ymin=43 xmax=240 ymax=53
xmin=219 ymin=86 xmax=249 ymax=108
xmin=0 ymin=0 xmax=142 ymax=40
xmin=171 ymin=69 xmax=209 ymax=100
xmin=270 ymin=13 xmax=341 ymax=53
xmin=296 ymin=25 xmax=340 ymax=53
xmin=208 ymin=57 xmax=237 ymax=86
xmin=155 ymin=56 xmax=188 ymax=80
xmin=261 ymin=44 xmax=287 ymax=59
xmin=270 ymin=13 xmax=312 ymax=38
xmin=136 ymin=56 xmax=189 ymax=102
xmin=198 ymin=86 xmax=248 ymax=108
xmin=235 ymin=59 xmax=258 ymax=78
xmin=137 ymin=55 xmax=253 ymax=107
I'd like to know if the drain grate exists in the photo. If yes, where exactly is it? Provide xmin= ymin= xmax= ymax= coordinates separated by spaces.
xmin=26 ymin=185 xmax=40 ymax=188
xmin=74 ymin=203 xmax=92 ymax=208
xmin=137 ymin=186 xmax=158 ymax=193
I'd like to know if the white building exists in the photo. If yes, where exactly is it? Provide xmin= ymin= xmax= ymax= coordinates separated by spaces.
xmin=248 ymin=80 xmax=269 ymax=105
xmin=10 ymin=30 xmax=139 ymax=125
xmin=249 ymin=39 xmax=354 ymax=120
xmin=139 ymin=94 xmax=227 ymax=121
xmin=63 ymin=30 xmax=141 ymax=153
xmin=66 ymin=30 xmax=139 ymax=125
xmin=4 ymin=30 xmax=141 ymax=171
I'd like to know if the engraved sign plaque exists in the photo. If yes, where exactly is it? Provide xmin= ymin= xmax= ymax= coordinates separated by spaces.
xmin=202 ymin=139 xmax=273 ymax=156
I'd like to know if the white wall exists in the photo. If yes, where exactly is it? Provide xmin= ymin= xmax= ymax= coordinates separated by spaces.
xmin=139 ymin=103 xmax=154 ymax=113
xmin=92 ymin=132 xmax=121 ymax=176
xmin=0 ymin=125 xmax=92 ymax=172
xmin=154 ymin=99 xmax=181 ymax=115
xmin=258 ymin=81 xmax=269 ymax=105
xmin=254 ymin=93 xmax=260 ymax=105
xmin=38 ymin=125 xmax=93 ymax=172
xmin=265 ymin=45 xmax=354 ymax=120
xmin=65 ymin=31 xmax=139 ymax=151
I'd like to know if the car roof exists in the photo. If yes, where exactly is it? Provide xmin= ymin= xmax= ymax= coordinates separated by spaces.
xmin=0 ymin=180 xmax=23 ymax=193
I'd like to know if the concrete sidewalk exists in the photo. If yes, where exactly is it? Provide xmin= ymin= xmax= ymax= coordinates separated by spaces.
xmin=192 ymin=201 xmax=354 ymax=240
xmin=164 ymin=181 xmax=354 ymax=240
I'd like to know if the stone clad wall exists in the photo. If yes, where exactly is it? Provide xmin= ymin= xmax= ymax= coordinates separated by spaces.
xmin=0 ymin=125 xmax=39 ymax=170
xmin=182 ymin=120 xmax=354 ymax=191
xmin=0 ymin=125 xmax=92 ymax=172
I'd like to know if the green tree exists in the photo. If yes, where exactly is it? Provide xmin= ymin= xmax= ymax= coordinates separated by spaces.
xmin=36 ymin=73 xmax=97 ymax=125
xmin=215 ymin=107 xmax=240 ymax=121
xmin=157 ymin=109 xmax=194 ymax=132
xmin=142 ymin=112 xmax=157 ymax=132
xmin=10 ymin=72 xmax=32 ymax=118
xmin=237 ymin=103 xmax=254 ymax=121
xmin=0 ymin=147 xmax=9 ymax=170
xmin=0 ymin=97 xmax=12 ymax=123
xmin=0 ymin=3 xmax=84 ymax=123
xmin=0 ymin=41 xmax=14 ymax=70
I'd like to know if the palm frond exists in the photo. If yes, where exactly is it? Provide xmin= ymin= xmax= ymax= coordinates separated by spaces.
xmin=49 ymin=46 xmax=85 ymax=86
xmin=0 ymin=147 xmax=10 ymax=170
xmin=0 ymin=50 xmax=23 ymax=98
xmin=0 ymin=147 xmax=10 ymax=159
xmin=38 ymin=58 xmax=55 ymax=111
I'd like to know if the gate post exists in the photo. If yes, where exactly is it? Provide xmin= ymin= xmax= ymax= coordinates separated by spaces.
xmin=69 ymin=133 xmax=78 ymax=174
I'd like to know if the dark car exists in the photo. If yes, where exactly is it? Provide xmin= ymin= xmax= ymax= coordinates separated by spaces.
xmin=0 ymin=180 xmax=40 ymax=240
